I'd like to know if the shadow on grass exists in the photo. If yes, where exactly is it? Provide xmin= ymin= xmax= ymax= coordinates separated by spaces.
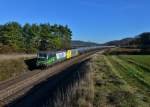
xmin=6 ymin=58 xmax=90 ymax=107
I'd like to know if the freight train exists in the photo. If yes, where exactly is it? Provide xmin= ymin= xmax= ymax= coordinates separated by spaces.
xmin=36 ymin=46 xmax=101 ymax=67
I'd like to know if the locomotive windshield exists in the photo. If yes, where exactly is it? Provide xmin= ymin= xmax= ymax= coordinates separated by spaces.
xmin=38 ymin=53 xmax=47 ymax=58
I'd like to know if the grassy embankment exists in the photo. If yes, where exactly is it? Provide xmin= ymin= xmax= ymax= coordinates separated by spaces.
xmin=48 ymin=61 xmax=94 ymax=107
xmin=52 ymin=54 xmax=150 ymax=107
xmin=0 ymin=55 xmax=35 ymax=81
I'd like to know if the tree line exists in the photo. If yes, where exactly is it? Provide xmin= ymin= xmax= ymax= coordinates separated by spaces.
xmin=0 ymin=22 xmax=72 ymax=53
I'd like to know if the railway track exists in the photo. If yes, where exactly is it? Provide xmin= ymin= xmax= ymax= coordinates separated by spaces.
xmin=0 ymin=50 xmax=105 ymax=106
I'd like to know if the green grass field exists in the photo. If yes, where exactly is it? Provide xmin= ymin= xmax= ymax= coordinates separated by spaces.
xmin=118 ymin=55 xmax=150 ymax=69
xmin=126 ymin=55 xmax=150 ymax=66
xmin=92 ymin=54 xmax=150 ymax=107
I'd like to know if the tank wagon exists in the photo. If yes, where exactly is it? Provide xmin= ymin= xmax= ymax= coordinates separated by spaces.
xmin=36 ymin=46 xmax=101 ymax=67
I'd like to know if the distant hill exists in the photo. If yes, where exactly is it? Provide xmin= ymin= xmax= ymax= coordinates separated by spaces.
xmin=103 ymin=38 xmax=134 ymax=46
xmin=72 ymin=32 xmax=150 ymax=49
xmin=71 ymin=40 xmax=100 ymax=48
xmin=103 ymin=32 xmax=150 ymax=49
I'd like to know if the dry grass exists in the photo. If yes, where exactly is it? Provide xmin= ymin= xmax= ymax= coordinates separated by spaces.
xmin=0 ymin=55 xmax=35 ymax=81
xmin=46 ymin=61 xmax=94 ymax=107
xmin=0 ymin=54 xmax=35 ymax=60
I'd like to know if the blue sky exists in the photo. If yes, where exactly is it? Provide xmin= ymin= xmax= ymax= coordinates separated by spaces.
xmin=0 ymin=0 xmax=150 ymax=43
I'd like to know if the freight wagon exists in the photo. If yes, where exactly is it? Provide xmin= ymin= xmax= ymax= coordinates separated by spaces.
xmin=66 ymin=50 xmax=72 ymax=59
xmin=56 ymin=51 xmax=66 ymax=61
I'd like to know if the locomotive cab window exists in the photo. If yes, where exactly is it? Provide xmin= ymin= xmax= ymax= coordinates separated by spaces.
xmin=38 ymin=53 xmax=47 ymax=59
